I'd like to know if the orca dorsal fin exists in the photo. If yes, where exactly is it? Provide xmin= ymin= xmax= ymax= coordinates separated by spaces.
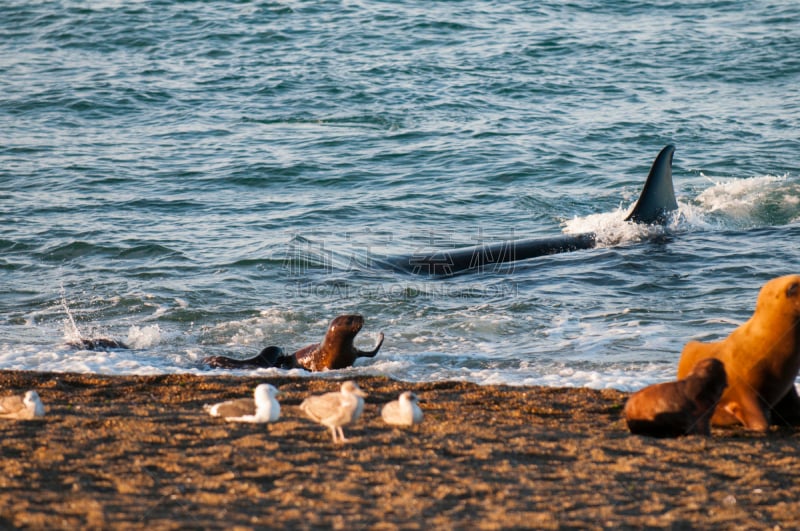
xmin=625 ymin=144 xmax=678 ymax=224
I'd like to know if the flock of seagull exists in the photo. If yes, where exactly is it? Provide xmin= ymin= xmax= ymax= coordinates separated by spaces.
xmin=205 ymin=381 xmax=424 ymax=442
xmin=0 ymin=381 xmax=424 ymax=443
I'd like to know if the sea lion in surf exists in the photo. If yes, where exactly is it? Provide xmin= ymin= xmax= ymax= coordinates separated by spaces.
xmin=203 ymin=314 xmax=385 ymax=371
xmin=625 ymin=358 xmax=727 ymax=437
xmin=203 ymin=346 xmax=289 ymax=370
xmin=677 ymin=274 xmax=800 ymax=432
xmin=67 ymin=338 xmax=129 ymax=350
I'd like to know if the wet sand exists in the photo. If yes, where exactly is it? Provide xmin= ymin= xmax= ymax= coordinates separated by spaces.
xmin=1 ymin=370 xmax=799 ymax=530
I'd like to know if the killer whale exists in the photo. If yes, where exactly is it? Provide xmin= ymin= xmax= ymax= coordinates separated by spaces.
xmin=381 ymin=144 xmax=678 ymax=276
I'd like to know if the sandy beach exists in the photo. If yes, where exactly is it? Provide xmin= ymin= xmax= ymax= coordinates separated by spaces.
xmin=1 ymin=370 xmax=798 ymax=530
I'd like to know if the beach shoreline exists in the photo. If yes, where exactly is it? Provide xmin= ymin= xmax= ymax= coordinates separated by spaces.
xmin=1 ymin=369 xmax=798 ymax=529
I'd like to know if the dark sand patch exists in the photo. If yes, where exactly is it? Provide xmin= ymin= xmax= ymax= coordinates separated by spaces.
xmin=0 ymin=371 xmax=798 ymax=529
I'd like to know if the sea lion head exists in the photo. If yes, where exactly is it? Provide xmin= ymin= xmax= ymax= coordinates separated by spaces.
xmin=755 ymin=274 xmax=800 ymax=320
xmin=689 ymin=357 xmax=726 ymax=381
xmin=327 ymin=314 xmax=364 ymax=338
xmin=684 ymin=358 xmax=727 ymax=405
xmin=317 ymin=314 xmax=365 ymax=356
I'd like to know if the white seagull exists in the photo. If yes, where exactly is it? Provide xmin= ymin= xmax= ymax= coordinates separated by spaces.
xmin=0 ymin=390 xmax=46 ymax=420
xmin=300 ymin=380 xmax=367 ymax=443
xmin=204 ymin=383 xmax=281 ymax=423
xmin=381 ymin=391 xmax=424 ymax=427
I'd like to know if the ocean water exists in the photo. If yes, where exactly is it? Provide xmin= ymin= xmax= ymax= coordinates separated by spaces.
xmin=1 ymin=0 xmax=799 ymax=390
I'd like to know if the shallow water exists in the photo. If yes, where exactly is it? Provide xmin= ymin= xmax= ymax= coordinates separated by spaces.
xmin=2 ymin=1 xmax=799 ymax=389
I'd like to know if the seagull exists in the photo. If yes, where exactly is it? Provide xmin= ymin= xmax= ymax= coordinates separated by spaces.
xmin=381 ymin=391 xmax=423 ymax=427
xmin=204 ymin=383 xmax=280 ymax=423
xmin=0 ymin=390 xmax=46 ymax=420
xmin=300 ymin=380 xmax=367 ymax=443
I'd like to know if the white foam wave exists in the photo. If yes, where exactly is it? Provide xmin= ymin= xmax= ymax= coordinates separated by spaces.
xmin=562 ymin=205 xmax=671 ymax=247
xmin=562 ymin=173 xmax=799 ymax=244
xmin=0 ymin=344 xmax=191 ymax=376
xmin=13 ymin=329 xmax=797 ymax=394
xmin=693 ymin=173 xmax=800 ymax=227
xmin=126 ymin=325 xmax=165 ymax=349
xmin=696 ymin=174 xmax=786 ymax=213
xmin=201 ymin=310 xmax=306 ymax=348
xmin=0 ymin=338 xmax=679 ymax=391
xmin=360 ymin=356 xmax=677 ymax=391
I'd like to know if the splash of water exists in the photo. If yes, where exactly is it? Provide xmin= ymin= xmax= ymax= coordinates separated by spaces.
xmin=561 ymin=205 xmax=668 ymax=247
xmin=60 ymin=285 xmax=83 ymax=343
xmin=694 ymin=174 xmax=800 ymax=227
xmin=562 ymin=174 xmax=800 ymax=245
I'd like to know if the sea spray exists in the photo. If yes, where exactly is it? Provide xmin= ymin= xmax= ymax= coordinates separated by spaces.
xmin=60 ymin=286 xmax=83 ymax=344
xmin=126 ymin=325 xmax=164 ymax=349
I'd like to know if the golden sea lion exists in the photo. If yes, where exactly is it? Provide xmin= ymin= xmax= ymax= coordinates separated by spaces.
xmin=625 ymin=358 xmax=727 ymax=437
xmin=677 ymin=274 xmax=800 ymax=431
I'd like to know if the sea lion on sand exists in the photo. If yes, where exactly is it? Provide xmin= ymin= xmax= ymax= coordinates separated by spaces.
xmin=677 ymin=274 xmax=800 ymax=432
xmin=203 ymin=314 xmax=384 ymax=371
xmin=625 ymin=358 xmax=727 ymax=437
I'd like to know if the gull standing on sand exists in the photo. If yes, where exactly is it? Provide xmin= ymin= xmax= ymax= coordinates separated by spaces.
xmin=300 ymin=380 xmax=367 ymax=443
xmin=0 ymin=390 xmax=46 ymax=420
xmin=381 ymin=391 xmax=423 ymax=427
xmin=204 ymin=383 xmax=280 ymax=423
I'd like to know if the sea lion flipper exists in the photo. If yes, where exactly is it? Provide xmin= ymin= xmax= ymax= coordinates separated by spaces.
xmin=357 ymin=331 xmax=384 ymax=358
xmin=726 ymin=394 xmax=769 ymax=432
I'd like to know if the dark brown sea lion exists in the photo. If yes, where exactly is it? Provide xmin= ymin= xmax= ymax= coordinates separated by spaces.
xmin=677 ymin=274 xmax=800 ymax=431
xmin=625 ymin=358 xmax=727 ymax=438
xmin=67 ymin=338 xmax=129 ymax=350
xmin=203 ymin=314 xmax=384 ymax=371
xmin=203 ymin=346 xmax=289 ymax=370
